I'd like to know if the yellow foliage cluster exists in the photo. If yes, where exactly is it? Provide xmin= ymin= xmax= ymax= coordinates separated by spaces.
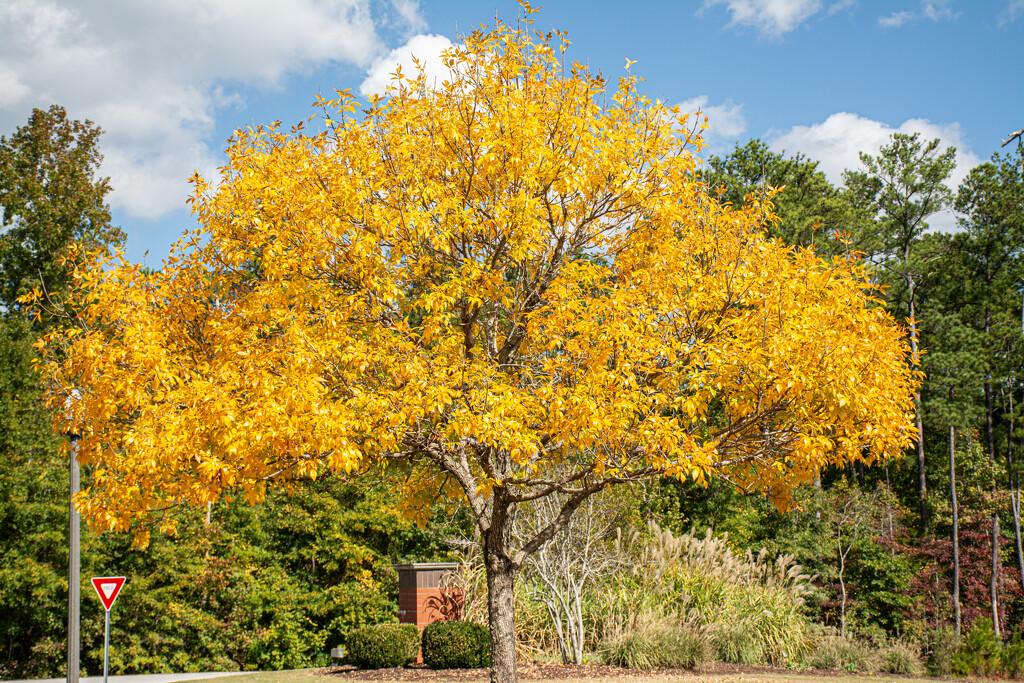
xmin=34 ymin=13 xmax=918 ymax=536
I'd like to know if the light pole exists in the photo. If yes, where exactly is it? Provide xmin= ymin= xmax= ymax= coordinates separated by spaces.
xmin=66 ymin=392 xmax=80 ymax=683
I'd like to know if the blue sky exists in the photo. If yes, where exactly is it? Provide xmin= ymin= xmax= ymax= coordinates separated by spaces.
xmin=2 ymin=0 xmax=1021 ymax=265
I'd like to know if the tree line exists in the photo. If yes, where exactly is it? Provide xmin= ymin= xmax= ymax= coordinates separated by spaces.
xmin=702 ymin=132 xmax=1024 ymax=636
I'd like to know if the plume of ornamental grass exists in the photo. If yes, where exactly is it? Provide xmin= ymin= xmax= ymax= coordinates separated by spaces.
xmin=603 ymin=623 xmax=712 ymax=671
xmin=804 ymin=628 xmax=882 ymax=673
xmin=601 ymin=522 xmax=813 ymax=666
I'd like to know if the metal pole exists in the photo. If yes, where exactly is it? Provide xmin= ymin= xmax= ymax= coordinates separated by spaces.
xmin=67 ymin=434 xmax=80 ymax=683
xmin=103 ymin=608 xmax=110 ymax=683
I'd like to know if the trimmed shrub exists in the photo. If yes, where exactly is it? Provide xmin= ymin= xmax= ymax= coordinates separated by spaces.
xmin=421 ymin=621 xmax=491 ymax=669
xmin=344 ymin=624 xmax=419 ymax=669
xmin=603 ymin=624 xmax=711 ymax=671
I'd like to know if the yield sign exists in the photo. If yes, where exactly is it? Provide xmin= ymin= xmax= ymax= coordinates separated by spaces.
xmin=91 ymin=576 xmax=126 ymax=611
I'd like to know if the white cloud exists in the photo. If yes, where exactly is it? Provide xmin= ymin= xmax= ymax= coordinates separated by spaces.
xmin=388 ymin=0 xmax=426 ymax=34
xmin=825 ymin=0 xmax=857 ymax=17
xmin=768 ymin=112 xmax=983 ymax=231
xmin=878 ymin=10 xmax=915 ymax=27
xmin=878 ymin=0 xmax=959 ymax=28
xmin=999 ymin=0 xmax=1024 ymax=25
xmin=922 ymin=1 xmax=957 ymax=21
xmin=0 ymin=0 xmax=416 ymax=220
xmin=701 ymin=0 xmax=824 ymax=38
xmin=359 ymin=34 xmax=456 ymax=96
xmin=677 ymin=96 xmax=747 ymax=152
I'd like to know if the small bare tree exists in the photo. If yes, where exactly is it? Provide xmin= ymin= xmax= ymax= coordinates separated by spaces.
xmin=830 ymin=482 xmax=886 ymax=636
xmin=513 ymin=489 xmax=623 ymax=664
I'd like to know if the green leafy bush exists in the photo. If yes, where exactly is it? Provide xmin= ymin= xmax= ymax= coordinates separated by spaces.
xmin=344 ymin=624 xmax=419 ymax=669
xmin=603 ymin=624 xmax=711 ymax=671
xmin=421 ymin=621 xmax=491 ymax=669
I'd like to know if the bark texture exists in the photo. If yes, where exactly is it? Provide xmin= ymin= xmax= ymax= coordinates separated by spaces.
xmin=485 ymin=538 xmax=518 ymax=683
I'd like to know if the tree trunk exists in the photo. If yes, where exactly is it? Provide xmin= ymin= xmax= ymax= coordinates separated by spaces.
xmin=1013 ymin=474 xmax=1024 ymax=595
xmin=985 ymin=380 xmax=996 ymax=461
xmin=483 ymin=504 xmax=518 ymax=683
xmin=838 ymin=551 xmax=847 ymax=637
xmin=950 ymin=425 xmax=961 ymax=635
xmin=909 ymin=290 xmax=927 ymax=529
xmin=1008 ymin=391 xmax=1024 ymax=594
xmin=885 ymin=463 xmax=895 ymax=546
xmin=486 ymin=559 xmax=518 ymax=683
xmin=984 ymin=305 xmax=995 ymax=462
xmin=991 ymin=514 xmax=1001 ymax=638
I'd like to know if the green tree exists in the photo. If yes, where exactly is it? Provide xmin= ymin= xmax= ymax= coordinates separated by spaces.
xmin=0 ymin=317 xmax=66 ymax=678
xmin=0 ymin=104 xmax=124 ymax=315
xmin=844 ymin=133 xmax=957 ymax=528
xmin=0 ymin=105 xmax=121 ymax=677
xmin=954 ymin=150 xmax=1024 ymax=460
xmin=705 ymin=139 xmax=867 ymax=256
xmin=954 ymin=149 xmax=1024 ymax=596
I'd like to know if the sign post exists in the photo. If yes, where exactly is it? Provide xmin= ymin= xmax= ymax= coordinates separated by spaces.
xmin=90 ymin=577 xmax=126 ymax=683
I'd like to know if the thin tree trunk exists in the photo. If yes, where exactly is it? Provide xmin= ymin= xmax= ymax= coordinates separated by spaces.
xmin=991 ymin=513 xmax=1001 ymax=637
xmin=909 ymin=290 xmax=927 ymax=528
xmin=985 ymin=305 xmax=995 ymax=461
xmin=1013 ymin=474 xmax=1024 ymax=595
xmin=838 ymin=549 xmax=848 ymax=637
xmin=1008 ymin=390 xmax=1024 ymax=594
xmin=950 ymin=425 xmax=961 ymax=636
xmin=885 ymin=463 xmax=895 ymax=547
xmin=985 ymin=380 xmax=996 ymax=461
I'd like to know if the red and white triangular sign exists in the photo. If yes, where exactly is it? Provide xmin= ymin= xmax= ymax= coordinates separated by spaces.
xmin=90 ymin=576 xmax=126 ymax=611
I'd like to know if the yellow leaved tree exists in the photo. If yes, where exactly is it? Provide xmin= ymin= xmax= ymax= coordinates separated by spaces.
xmin=36 ymin=11 xmax=918 ymax=683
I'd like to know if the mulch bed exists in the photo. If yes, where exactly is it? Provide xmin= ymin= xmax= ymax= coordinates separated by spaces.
xmin=318 ymin=662 xmax=853 ymax=681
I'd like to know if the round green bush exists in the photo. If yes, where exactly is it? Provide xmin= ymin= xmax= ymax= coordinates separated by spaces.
xmin=421 ymin=621 xmax=491 ymax=669
xmin=344 ymin=624 xmax=420 ymax=669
